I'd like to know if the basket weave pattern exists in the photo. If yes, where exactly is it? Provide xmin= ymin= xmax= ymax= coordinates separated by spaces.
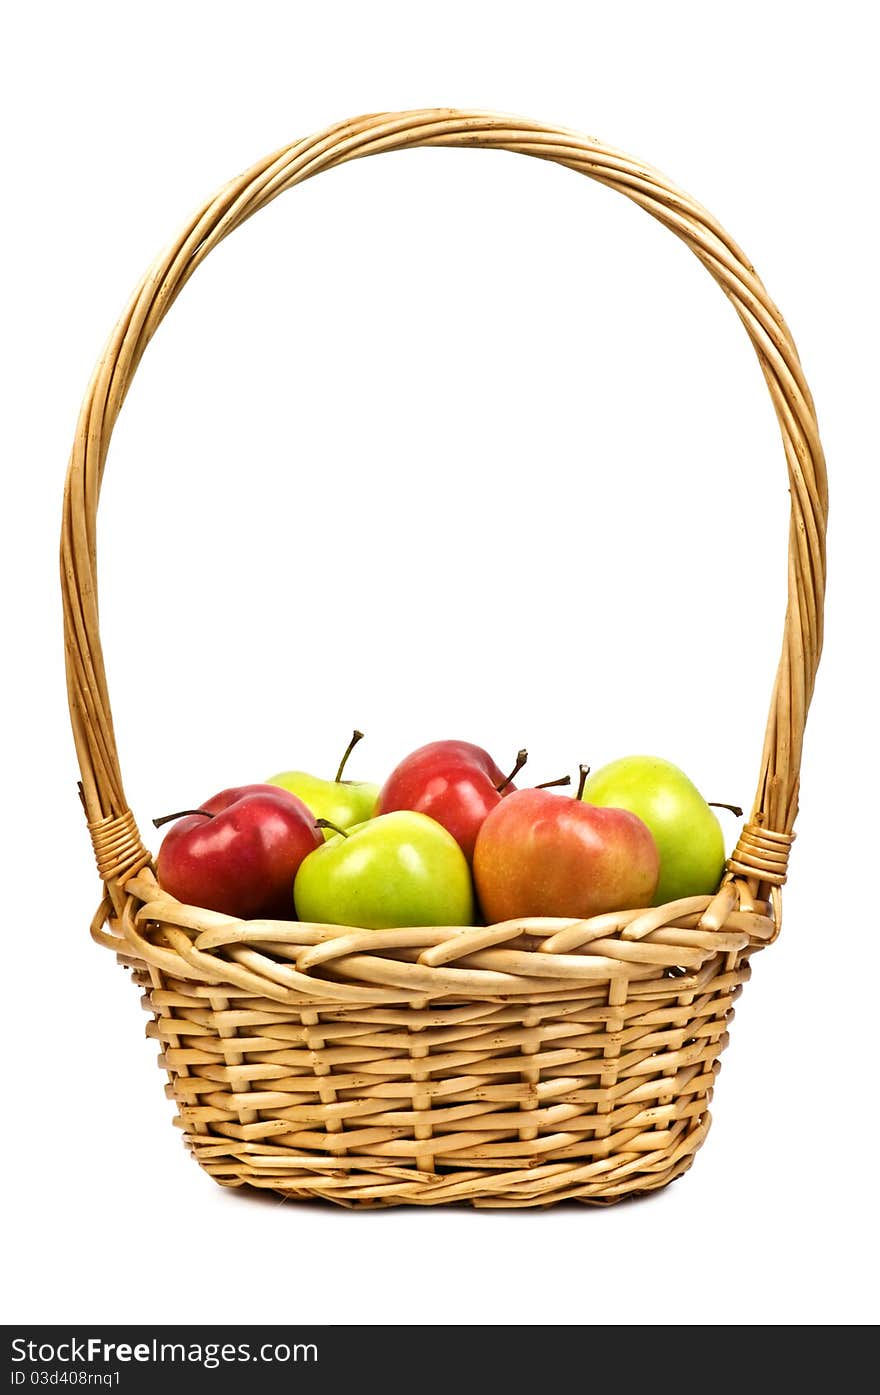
xmin=62 ymin=110 xmax=827 ymax=1207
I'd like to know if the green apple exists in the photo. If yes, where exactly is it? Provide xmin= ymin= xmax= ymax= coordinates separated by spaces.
xmin=580 ymin=755 xmax=726 ymax=905
xmin=266 ymin=730 xmax=380 ymax=837
xmin=293 ymin=810 xmax=476 ymax=929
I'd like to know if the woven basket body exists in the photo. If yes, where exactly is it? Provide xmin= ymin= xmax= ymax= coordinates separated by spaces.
xmin=62 ymin=110 xmax=827 ymax=1207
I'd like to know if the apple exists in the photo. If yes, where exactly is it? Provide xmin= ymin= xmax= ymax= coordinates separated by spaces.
xmin=579 ymin=755 xmax=727 ymax=905
xmin=376 ymin=739 xmax=529 ymax=861
xmin=266 ymin=730 xmax=380 ymax=836
xmin=293 ymin=810 xmax=476 ymax=929
xmin=473 ymin=775 xmax=660 ymax=922
xmin=153 ymin=783 xmax=322 ymax=919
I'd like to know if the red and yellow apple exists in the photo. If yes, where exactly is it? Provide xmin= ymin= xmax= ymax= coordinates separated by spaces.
xmin=473 ymin=785 xmax=660 ymax=922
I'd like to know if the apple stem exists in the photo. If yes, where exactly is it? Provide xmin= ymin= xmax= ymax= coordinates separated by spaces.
xmin=335 ymin=729 xmax=365 ymax=783
xmin=151 ymin=808 xmax=215 ymax=830
xmin=709 ymin=801 xmax=744 ymax=817
xmin=316 ymin=817 xmax=349 ymax=839
xmin=496 ymin=748 xmax=528 ymax=793
xmin=575 ymin=765 xmax=591 ymax=801
xmin=534 ymin=775 xmax=572 ymax=789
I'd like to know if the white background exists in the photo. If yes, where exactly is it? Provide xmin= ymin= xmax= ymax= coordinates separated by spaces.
xmin=3 ymin=0 xmax=877 ymax=1327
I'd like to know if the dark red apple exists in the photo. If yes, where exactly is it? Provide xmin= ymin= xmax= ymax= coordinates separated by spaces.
xmin=376 ymin=740 xmax=527 ymax=861
xmin=154 ymin=783 xmax=322 ymax=919
xmin=473 ymin=785 xmax=660 ymax=923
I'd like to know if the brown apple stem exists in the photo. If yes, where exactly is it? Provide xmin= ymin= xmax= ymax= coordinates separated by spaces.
xmin=152 ymin=808 xmax=215 ymax=829
xmin=575 ymin=765 xmax=591 ymax=801
xmin=709 ymin=801 xmax=744 ymax=817
xmin=335 ymin=729 xmax=365 ymax=783
xmin=534 ymin=775 xmax=572 ymax=789
xmin=316 ymin=817 xmax=349 ymax=839
xmin=496 ymin=748 xmax=528 ymax=793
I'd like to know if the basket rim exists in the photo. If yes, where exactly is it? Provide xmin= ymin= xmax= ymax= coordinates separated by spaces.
xmin=91 ymin=867 xmax=776 ymax=1008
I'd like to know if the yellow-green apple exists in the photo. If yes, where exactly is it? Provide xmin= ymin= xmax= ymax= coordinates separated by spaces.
xmin=294 ymin=810 xmax=475 ymax=929
xmin=267 ymin=730 xmax=379 ymax=836
xmin=580 ymin=755 xmax=727 ymax=904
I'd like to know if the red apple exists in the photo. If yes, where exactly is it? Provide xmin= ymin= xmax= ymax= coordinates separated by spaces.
xmin=154 ymin=784 xmax=322 ymax=919
xmin=376 ymin=740 xmax=527 ymax=861
xmin=473 ymin=785 xmax=660 ymax=923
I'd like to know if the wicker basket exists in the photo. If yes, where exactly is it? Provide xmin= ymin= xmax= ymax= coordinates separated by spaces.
xmin=62 ymin=109 xmax=827 ymax=1208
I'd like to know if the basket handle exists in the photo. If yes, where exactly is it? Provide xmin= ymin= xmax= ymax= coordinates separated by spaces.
xmin=61 ymin=109 xmax=827 ymax=893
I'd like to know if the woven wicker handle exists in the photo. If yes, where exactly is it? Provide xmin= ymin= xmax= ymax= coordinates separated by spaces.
xmin=61 ymin=109 xmax=827 ymax=892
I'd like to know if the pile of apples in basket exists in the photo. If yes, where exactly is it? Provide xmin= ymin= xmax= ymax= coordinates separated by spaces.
xmin=153 ymin=733 xmax=741 ymax=927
